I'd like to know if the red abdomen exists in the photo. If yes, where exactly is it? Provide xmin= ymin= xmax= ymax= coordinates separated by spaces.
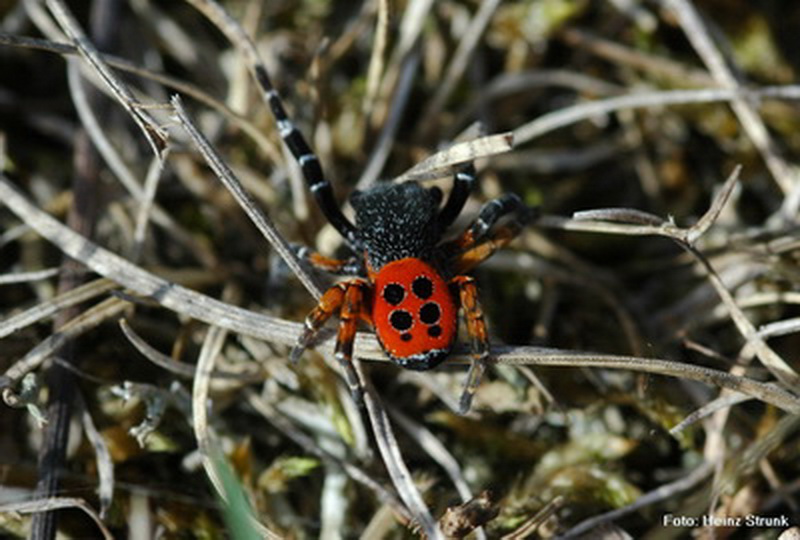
xmin=372 ymin=258 xmax=457 ymax=370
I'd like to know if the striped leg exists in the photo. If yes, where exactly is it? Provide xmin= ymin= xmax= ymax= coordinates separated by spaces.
xmin=449 ymin=193 xmax=533 ymax=251
xmin=450 ymin=221 xmax=527 ymax=275
xmin=252 ymin=65 xmax=360 ymax=248
xmin=437 ymin=163 xmax=477 ymax=230
xmin=293 ymin=245 xmax=365 ymax=276
xmin=444 ymin=196 xmax=538 ymax=273
xmin=451 ymin=275 xmax=490 ymax=414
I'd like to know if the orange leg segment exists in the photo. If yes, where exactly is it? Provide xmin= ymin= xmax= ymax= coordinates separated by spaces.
xmin=294 ymin=245 xmax=364 ymax=275
xmin=451 ymin=222 xmax=525 ymax=275
xmin=290 ymin=283 xmax=347 ymax=364
xmin=290 ymin=279 xmax=371 ymax=402
xmin=334 ymin=281 xmax=371 ymax=399
xmin=451 ymin=275 xmax=490 ymax=414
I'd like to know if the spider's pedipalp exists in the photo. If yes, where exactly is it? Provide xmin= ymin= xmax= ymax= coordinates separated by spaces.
xmin=292 ymin=245 xmax=365 ymax=276
xmin=290 ymin=282 xmax=348 ymax=364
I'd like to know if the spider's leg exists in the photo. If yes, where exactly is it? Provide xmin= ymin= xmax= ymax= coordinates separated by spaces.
xmin=443 ymin=195 xmax=538 ymax=268
xmin=450 ymin=219 xmax=529 ymax=275
xmin=452 ymin=193 xmax=534 ymax=250
xmin=437 ymin=163 xmax=477 ymax=230
xmin=334 ymin=280 xmax=371 ymax=402
xmin=290 ymin=282 xmax=347 ymax=364
xmin=450 ymin=275 xmax=490 ymax=414
xmin=292 ymin=245 xmax=365 ymax=276
xmin=253 ymin=66 xmax=360 ymax=247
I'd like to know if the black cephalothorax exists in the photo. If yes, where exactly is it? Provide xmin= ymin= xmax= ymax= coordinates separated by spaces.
xmin=351 ymin=182 xmax=443 ymax=271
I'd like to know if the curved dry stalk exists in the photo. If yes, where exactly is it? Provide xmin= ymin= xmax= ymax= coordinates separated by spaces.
xmin=541 ymin=165 xmax=800 ymax=388
xmin=171 ymin=96 xmax=323 ymax=301
xmin=559 ymin=461 xmax=715 ymax=538
xmin=393 ymin=0 xmax=435 ymax=59
xmin=357 ymin=50 xmax=420 ymax=189
xmin=669 ymin=393 xmax=751 ymax=436
xmin=663 ymin=0 xmax=797 ymax=198
xmin=356 ymin=362 xmax=443 ymax=539
xmin=684 ymin=244 xmax=800 ymax=388
xmin=244 ymin=389 xmax=413 ymax=524
xmin=496 ymin=348 xmax=800 ymax=414
xmin=388 ymin=405 xmax=475 ymax=504
xmin=0 ymin=267 xmax=60 ymax=284
xmin=501 ymin=496 xmax=563 ymax=540
xmin=190 ymin=324 xmax=282 ymax=540
xmin=66 ymin=56 xmax=171 ymax=259
xmin=0 ymin=32 xmax=282 ymax=162
xmin=756 ymin=317 xmax=800 ymax=341
xmin=418 ymin=0 xmax=503 ymax=135
xmin=388 ymin=405 xmax=486 ymax=540
xmin=45 ymin=0 xmax=167 ymax=159
xmin=2 ymin=296 xmax=130 ymax=406
xmin=513 ymin=86 xmax=800 ymax=147
xmin=362 ymin=0 xmax=390 ymax=117
xmin=0 ymin=278 xmax=117 ymax=339
xmin=456 ymin=69 xmax=622 ymax=129
xmin=118 ymin=319 xmax=265 ymax=382
xmin=132 ymin=157 xmax=166 ymax=260
xmin=393 ymin=133 xmax=514 ymax=183
xmin=0 ymin=170 xmax=305 ymax=345
xmin=561 ymin=28 xmax=715 ymax=87
xmin=0 ymin=497 xmax=113 ymax=540
xmin=77 ymin=395 xmax=114 ymax=518
xmin=66 ymin=59 xmax=144 ymax=203
xmin=712 ymin=414 xmax=800 ymax=501
xmin=191 ymin=324 xmax=228 ymax=497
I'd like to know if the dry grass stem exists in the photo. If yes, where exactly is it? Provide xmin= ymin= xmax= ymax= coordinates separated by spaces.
xmin=394 ymin=132 xmax=515 ymax=183
xmin=171 ymin=96 xmax=323 ymax=300
xmin=0 ymin=497 xmax=114 ymax=540
xmin=0 ymin=278 xmax=117 ymax=339
xmin=664 ymin=0 xmax=797 ymax=197
xmin=45 ymin=0 xmax=167 ymax=158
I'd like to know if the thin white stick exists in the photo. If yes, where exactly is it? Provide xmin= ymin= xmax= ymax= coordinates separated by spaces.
xmin=46 ymin=0 xmax=167 ymax=159
xmin=663 ymin=0 xmax=797 ymax=197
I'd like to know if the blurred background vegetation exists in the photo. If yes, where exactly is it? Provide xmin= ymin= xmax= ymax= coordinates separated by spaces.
xmin=1 ymin=0 xmax=800 ymax=538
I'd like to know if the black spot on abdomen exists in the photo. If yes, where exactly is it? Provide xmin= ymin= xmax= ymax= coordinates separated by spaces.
xmin=382 ymin=283 xmax=405 ymax=305
xmin=412 ymin=276 xmax=433 ymax=299
xmin=419 ymin=302 xmax=441 ymax=324
xmin=390 ymin=310 xmax=413 ymax=331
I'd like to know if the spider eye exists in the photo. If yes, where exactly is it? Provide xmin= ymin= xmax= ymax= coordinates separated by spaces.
xmin=412 ymin=276 xmax=433 ymax=299
xmin=383 ymin=283 xmax=405 ymax=305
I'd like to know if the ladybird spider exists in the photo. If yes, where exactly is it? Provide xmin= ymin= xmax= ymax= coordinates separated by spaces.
xmin=255 ymin=66 xmax=536 ymax=413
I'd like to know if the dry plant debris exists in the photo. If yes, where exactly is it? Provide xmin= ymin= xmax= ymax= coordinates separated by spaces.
xmin=1 ymin=0 xmax=800 ymax=538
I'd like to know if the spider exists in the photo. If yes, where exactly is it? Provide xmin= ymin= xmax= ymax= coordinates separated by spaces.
xmin=255 ymin=66 xmax=536 ymax=413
